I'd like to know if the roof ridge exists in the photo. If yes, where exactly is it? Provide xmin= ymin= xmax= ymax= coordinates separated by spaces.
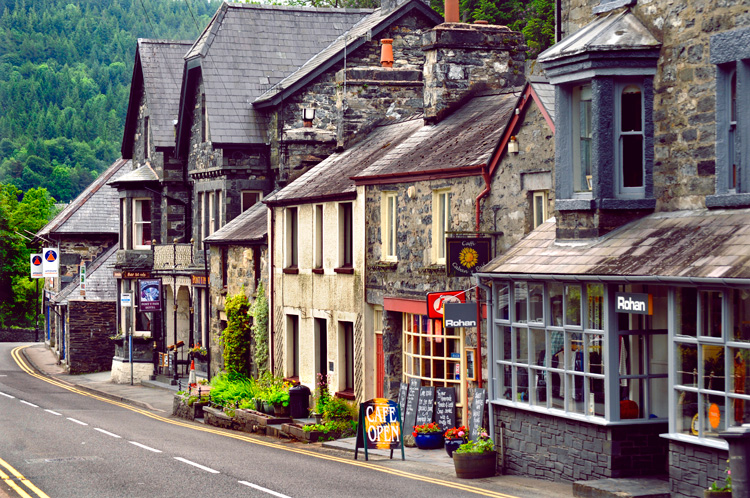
xmin=225 ymin=2 xmax=374 ymax=13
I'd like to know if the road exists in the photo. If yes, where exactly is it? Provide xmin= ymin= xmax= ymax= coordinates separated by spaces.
xmin=0 ymin=343 xmax=571 ymax=498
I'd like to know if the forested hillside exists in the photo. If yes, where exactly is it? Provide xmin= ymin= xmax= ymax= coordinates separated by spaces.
xmin=0 ymin=0 xmax=221 ymax=202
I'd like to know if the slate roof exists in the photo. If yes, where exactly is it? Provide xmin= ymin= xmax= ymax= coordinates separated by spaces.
xmin=108 ymin=163 xmax=160 ymax=185
xmin=265 ymin=117 xmax=424 ymax=207
xmin=204 ymin=200 xmax=268 ymax=244
xmin=53 ymin=245 xmax=118 ymax=304
xmin=183 ymin=2 xmax=372 ymax=145
xmin=37 ymin=158 xmax=131 ymax=237
xmin=254 ymin=0 xmax=443 ymax=107
xmin=354 ymin=93 xmax=516 ymax=180
xmin=479 ymin=209 xmax=750 ymax=281
xmin=530 ymin=80 xmax=555 ymax=123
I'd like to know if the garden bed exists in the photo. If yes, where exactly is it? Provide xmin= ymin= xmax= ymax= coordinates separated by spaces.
xmin=282 ymin=422 xmax=341 ymax=443
xmin=172 ymin=393 xmax=209 ymax=421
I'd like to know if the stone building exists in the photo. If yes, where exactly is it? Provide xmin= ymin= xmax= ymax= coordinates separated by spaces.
xmin=476 ymin=0 xmax=750 ymax=495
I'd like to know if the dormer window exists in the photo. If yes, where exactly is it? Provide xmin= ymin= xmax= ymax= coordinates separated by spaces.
xmin=572 ymin=84 xmax=592 ymax=194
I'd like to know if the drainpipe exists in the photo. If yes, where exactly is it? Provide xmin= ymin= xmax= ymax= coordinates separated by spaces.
xmin=476 ymin=277 xmax=494 ymax=440
xmin=269 ymin=205 xmax=275 ymax=375
xmin=473 ymin=166 xmax=491 ymax=390
xmin=204 ymin=243 xmax=210 ymax=380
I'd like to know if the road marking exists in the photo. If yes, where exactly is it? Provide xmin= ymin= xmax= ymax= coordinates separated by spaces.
xmin=67 ymin=417 xmax=88 ymax=426
xmin=238 ymin=481 xmax=291 ymax=498
xmin=44 ymin=410 xmax=61 ymax=416
xmin=93 ymin=428 xmax=121 ymax=438
xmin=0 ymin=391 xmax=14 ymax=398
xmin=0 ymin=456 xmax=50 ymax=498
xmin=129 ymin=441 xmax=161 ymax=453
xmin=174 ymin=457 xmax=219 ymax=474
xmin=20 ymin=400 xmax=38 ymax=408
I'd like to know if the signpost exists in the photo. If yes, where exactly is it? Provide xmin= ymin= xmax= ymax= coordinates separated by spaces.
xmin=355 ymin=398 xmax=404 ymax=461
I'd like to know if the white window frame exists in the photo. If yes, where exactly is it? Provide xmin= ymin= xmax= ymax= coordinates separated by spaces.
xmin=432 ymin=189 xmax=451 ymax=264
xmin=533 ymin=191 xmax=548 ymax=229
xmin=207 ymin=191 xmax=215 ymax=237
xmin=132 ymin=198 xmax=151 ymax=249
xmin=241 ymin=190 xmax=263 ymax=212
xmin=381 ymin=192 xmax=397 ymax=261
xmin=285 ymin=207 xmax=298 ymax=268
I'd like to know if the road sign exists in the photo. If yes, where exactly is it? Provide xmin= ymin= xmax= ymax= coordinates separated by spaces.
xmin=42 ymin=247 xmax=58 ymax=278
xmin=121 ymin=293 xmax=132 ymax=307
xmin=30 ymin=254 xmax=43 ymax=279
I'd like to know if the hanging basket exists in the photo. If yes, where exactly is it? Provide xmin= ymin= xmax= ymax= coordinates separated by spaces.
xmin=453 ymin=451 xmax=496 ymax=479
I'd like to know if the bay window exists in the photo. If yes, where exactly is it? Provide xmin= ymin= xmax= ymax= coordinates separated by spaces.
xmin=132 ymin=198 xmax=151 ymax=249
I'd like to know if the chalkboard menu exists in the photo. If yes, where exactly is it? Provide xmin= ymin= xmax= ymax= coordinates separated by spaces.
xmin=415 ymin=386 xmax=435 ymax=426
xmin=469 ymin=388 xmax=487 ymax=441
xmin=403 ymin=378 xmax=421 ymax=432
xmin=434 ymin=387 xmax=456 ymax=430
xmin=397 ymin=382 xmax=408 ymax=418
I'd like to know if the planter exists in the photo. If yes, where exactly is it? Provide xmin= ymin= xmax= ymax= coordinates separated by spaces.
xmin=704 ymin=491 xmax=732 ymax=498
xmin=262 ymin=401 xmax=273 ymax=414
xmin=273 ymin=403 xmax=288 ymax=417
xmin=414 ymin=432 xmax=444 ymax=450
xmin=445 ymin=438 xmax=465 ymax=458
xmin=453 ymin=451 xmax=496 ymax=479
xmin=313 ymin=413 xmax=323 ymax=424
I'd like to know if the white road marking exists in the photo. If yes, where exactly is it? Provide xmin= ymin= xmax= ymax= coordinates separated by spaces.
xmin=174 ymin=457 xmax=219 ymax=474
xmin=129 ymin=441 xmax=161 ymax=453
xmin=0 ymin=392 xmax=15 ymax=398
xmin=94 ymin=428 xmax=121 ymax=438
xmin=238 ymin=481 xmax=292 ymax=498
xmin=44 ymin=409 xmax=62 ymax=416
xmin=20 ymin=400 xmax=38 ymax=407
xmin=67 ymin=418 xmax=88 ymax=426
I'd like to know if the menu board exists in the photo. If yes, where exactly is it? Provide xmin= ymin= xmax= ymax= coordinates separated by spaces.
xmin=415 ymin=386 xmax=435 ymax=426
xmin=469 ymin=388 xmax=487 ymax=441
xmin=397 ymin=382 xmax=408 ymax=417
xmin=403 ymin=378 xmax=421 ymax=432
xmin=435 ymin=387 xmax=456 ymax=430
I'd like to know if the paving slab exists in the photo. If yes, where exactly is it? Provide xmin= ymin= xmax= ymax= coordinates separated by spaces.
xmin=572 ymin=477 xmax=670 ymax=498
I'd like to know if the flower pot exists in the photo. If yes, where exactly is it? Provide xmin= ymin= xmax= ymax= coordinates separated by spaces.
xmin=445 ymin=438 xmax=465 ymax=458
xmin=414 ymin=432 xmax=444 ymax=450
xmin=453 ymin=451 xmax=496 ymax=479
xmin=704 ymin=491 xmax=732 ymax=498
xmin=313 ymin=413 xmax=323 ymax=424
xmin=273 ymin=403 xmax=288 ymax=417
xmin=262 ymin=401 xmax=273 ymax=414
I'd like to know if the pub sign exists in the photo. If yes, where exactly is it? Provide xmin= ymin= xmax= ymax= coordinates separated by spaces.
xmin=446 ymin=237 xmax=491 ymax=277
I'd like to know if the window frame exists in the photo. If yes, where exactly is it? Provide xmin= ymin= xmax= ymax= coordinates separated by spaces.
xmin=381 ymin=192 xmax=398 ymax=262
xmin=338 ymin=201 xmax=353 ymax=269
xmin=572 ymin=84 xmax=593 ymax=195
xmin=241 ymin=190 xmax=263 ymax=212
xmin=532 ymin=191 xmax=548 ymax=229
xmin=132 ymin=198 xmax=152 ymax=250
xmin=144 ymin=116 xmax=150 ymax=160
xmin=286 ymin=314 xmax=300 ymax=379
xmin=432 ymin=189 xmax=451 ymax=264
xmin=339 ymin=321 xmax=355 ymax=392
xmin=615 ymin=82 xmax=646 ymax=198
xmin=314 ymin=204 xmax=324 ymax=270
xmin=285 ymin=206 xmax=298 ymax=269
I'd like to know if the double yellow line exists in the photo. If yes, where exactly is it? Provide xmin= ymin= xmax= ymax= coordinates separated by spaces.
xmin=9 ymin=345 xmax=516 ymax=498
xmin=0 ymin=457 xmax=49 ymax=498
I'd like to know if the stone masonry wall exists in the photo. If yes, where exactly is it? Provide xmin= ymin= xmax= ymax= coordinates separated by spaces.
xmin=58 ymin=235 xmax=117 ymax=289
xmin=67 ymin=300 xmax=117 ymax=374
xmin=669 ymin=440 xmax=728 ymax=498
xmin=0 ymin=328 xmax=38 ymax=342
xmin=495 ymin=405 xmax=668 ymax=482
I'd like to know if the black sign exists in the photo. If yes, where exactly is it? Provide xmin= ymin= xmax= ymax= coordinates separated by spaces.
xmin=444 ymin=302 xmax=478 ymax=328
xmin=435 ymin=387 xmax=456 ymax=430
xmin=615 ymin=292 xmax=652 ymax=315
xmin=123 ymin=270 xmax=151 ymax=279
xmin=469 ymin=388 xmax=487 ymax=441
xmin=397 ymin=382 xmax=408 ymax=418
xmin=446 ymin=237 xmax=491 ymax=277
xmin=403 ymin=378 xmax=420 ymax=433
xmin=415 ymin=386 xmax=435 ymax=426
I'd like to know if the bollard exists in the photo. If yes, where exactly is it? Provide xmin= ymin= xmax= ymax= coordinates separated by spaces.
xmin=720 ymin=425 xmax=750 ymax=498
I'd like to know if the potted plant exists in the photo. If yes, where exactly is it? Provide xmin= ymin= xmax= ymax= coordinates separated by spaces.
xmin=312 ymin=373 xmax=330 ymax=423
xmin=444 ymin=426 xmax=468 ymax=458
xmin=705 ymin=461 xmax=731 ymax=498
xmin=453 ymin=428 xmax=496 ymax=479
xmin=189 ymin=342 xmax=208 ymax=361
xmin=412 ymin=423 xmax=444 ymax=449
xmin=269 ymin=389 xmax=290 ymax=416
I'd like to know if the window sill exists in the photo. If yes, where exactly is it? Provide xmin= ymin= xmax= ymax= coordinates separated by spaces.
xmin=706 ymin=193 xmax=750 ymax=209
xmin=283 ymin=267 xmax=299 ymax=275
xmin=490 ymin=398 xmax=668 ymax=426
xmin=555 ymin=198 xmax=657 ymax=211
xmin=370 ymin=261 xmax=397 ymax=271
xmin=335 ymin=389 xmax=356 ymax=400
xmin=659 ymin=432 xmax=728 ymax=451
xmin=334 ymin=267 xmax=354 ymax=274
xmin=312 ymin=268 xmax=324 ymax=275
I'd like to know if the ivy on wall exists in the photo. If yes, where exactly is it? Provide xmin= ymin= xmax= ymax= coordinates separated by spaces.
xmin=222 ymin=289 xmax=251 ymax=375
xmin=251 ymin=281 xmax=269 ymax=375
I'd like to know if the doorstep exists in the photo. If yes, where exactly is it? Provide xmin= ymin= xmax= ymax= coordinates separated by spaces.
xmin=572 ymin=476 xmax=669 ymax=498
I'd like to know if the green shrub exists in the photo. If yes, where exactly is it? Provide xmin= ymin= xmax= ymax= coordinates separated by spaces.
xmin=323 ymin=396 xmax=357 ymax=422
xmin=209 ymin=372 xmax=258 ymax=407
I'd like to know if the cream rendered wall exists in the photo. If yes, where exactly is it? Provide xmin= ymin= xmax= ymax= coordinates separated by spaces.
xmin=272 ymin=193 xmax=370 ymax=401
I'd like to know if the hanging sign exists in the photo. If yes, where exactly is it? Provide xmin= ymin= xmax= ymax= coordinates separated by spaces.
xmin=139 ymin=278 xmax=162 ymax=312
xmin=191 ymin=275 xmax=208 ymax=287
xmin=123 ymin=270 xmax=150 ymax=279
xmin=446 ymin=237 xmax=491 ymax=277
xmin=615 ymin=292 xmax=653 ymax=315
xmin=30 ymin=254 xmax=43 ymax=279
xmin=443 ymin=302 xmax=478 ymax=328
xmin=426 ymin=290 xmax=466 ymax=319
xmin=42 ymin=247 xmax=59 ymax=278
xmin=354 ymin=398 xmax=404 ymax=461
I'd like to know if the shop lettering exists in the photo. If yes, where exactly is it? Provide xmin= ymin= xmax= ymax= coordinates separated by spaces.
xmin=364 ymin=404 xmax=399 ymax=442
xmin=445 ymin=318 xmax=477 ymax=327
xmin=617 ymin=295 xmax=646 ymax=312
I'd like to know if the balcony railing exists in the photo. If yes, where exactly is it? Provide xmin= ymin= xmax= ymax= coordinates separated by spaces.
xmin=153 ymin=243 xmax=195 ymax=270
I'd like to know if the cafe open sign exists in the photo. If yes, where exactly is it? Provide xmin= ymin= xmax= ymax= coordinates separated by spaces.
xmin=354 ymin=398 xmax=404 ymax=461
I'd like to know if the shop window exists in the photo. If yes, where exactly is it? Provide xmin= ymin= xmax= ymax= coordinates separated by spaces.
xmin=381 ymin=192 xmax=397 ymax=261
xmin=432 ymin=190 xmax=451 ymax=264
xmin=132 ymin=198 xmax=151 ymax=249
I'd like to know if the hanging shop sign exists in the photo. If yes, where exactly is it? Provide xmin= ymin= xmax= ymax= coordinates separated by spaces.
xmin=42 ymin=247 xmax=59 ymax=278
xmin=446 ymin=237 xmax=491 ymax=277
xmin=615 ymin=292 xmax=653 ymax=315
xmin=191 ymin=275 xmax=208 ymax=287
xmin=139 ymin=278 xmax=162 ymax=312
xmin=354 ymin=398 xmax=404 ymax=461
xmin=426 ymin=290 xmax=466 ymax=319
xmin=30 ymin=254 xmax=43 ymax=279
xmin=443 ymin=302 xmax=478 ymax=328
xmin=123 ymin=270 xmax=151 ymax=279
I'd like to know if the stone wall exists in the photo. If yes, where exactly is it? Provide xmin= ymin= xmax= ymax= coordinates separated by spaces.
xmin=66 ymin=300 xmax=117 ymax=374
xmin=0 ymin=328 xmax=38 ymax=342
xmin=58 ymin=235 xmax=117 ymax=289
xmin=669 ymin=440 xmax=728 ymax=498
xmin=494 ymin=405 xmax=668 ymax=482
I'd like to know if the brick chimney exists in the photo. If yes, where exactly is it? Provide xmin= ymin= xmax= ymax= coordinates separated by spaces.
xmin=422 ymin=22 xmax=527 ymax=123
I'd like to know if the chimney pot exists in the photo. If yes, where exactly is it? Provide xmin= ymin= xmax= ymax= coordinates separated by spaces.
xmin=474 ymin=20 xmax=488 ymax=24
xmin=444 ymin=0 xmax=459 ymax=23
xmin=380 ymin=38 xmax=394 ymax=68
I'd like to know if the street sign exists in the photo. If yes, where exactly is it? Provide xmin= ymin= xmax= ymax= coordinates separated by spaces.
xmin=30 ymin=254 xmax=43 ymax=279
xmin=42 ymin=247 xmax=59 ymax=278
xmin=121 ymin=293 xmax=132 ymax=307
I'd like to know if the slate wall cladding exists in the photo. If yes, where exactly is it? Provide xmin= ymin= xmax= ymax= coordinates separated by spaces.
xmin=58 ymin=235 xmax=117 ymax=288
xmin=558 ymin=0 xmax=750 ymax=212
xmin=494 ymin=405 xmax=668 ymax=482
xmin=67 ymin=300 xmax=116 ymax=374
xmin=668 ymin=441 xmax=728 ymax=498
xmin=132 ymin=88 xmax=165 ymax=176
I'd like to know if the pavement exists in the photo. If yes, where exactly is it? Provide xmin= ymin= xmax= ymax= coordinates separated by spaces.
xmin=19 ymin=343 xmax=578 ymax=498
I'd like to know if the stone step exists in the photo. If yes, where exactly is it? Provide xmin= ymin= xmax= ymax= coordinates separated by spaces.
xmin=573 ymin=477 xmax=669 ymax=498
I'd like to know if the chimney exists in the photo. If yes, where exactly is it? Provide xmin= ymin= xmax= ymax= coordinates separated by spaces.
xmin=380 ymin=39 xmax=394 ymax=68
xmin=444 ymin=0 xmax=459 ymax=23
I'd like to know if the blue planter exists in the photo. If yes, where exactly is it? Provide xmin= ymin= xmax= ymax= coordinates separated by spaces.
xmin=414 ymin=432 xmax=444 ymax=449
xmin=445 ymin=438 xmax=465 ymax=458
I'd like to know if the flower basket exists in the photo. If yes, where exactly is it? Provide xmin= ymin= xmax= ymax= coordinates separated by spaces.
xmin=414 ymin=432 xmax=444 ymax=449
xmin=453 ymin=451 xmax=496 ymax=479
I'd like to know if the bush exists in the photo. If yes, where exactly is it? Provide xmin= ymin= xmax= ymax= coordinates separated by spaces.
xmin=323 ymin=396 xmax=357 ymax=422
xmin=209 ymin=372 xmax=258 ymax=408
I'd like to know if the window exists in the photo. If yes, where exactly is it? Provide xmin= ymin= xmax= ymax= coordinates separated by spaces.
xmin=617 ymin=83 xmax=645 ymax=197
xmin=315 ymin=318 xmax=328 ymax=380
xmin=339 ymin=321 xmax=354 ymax=391
xmin=729 ymin=70 xmax=738 ymax=190
xmin=215 ymin=190 xmax=222 ymax=232
xmin=285 ymin=207 xmax=298 ymax=268
xmin=208 ymin=192 xmax=216 ymax=237
xmin=242 ymin=190 xmax=262 ymax=212
xmin=674 ymin=287 xmax=750 ymax=439
xmin=120 ymin=198 xmax=127 ymax=249
xmin=432 ymin=190 xmax=451 ymax=264
xmin=286 ymin=315 xmax=299 ymax=378
xmin=132 ymin=198 xmax=151 ymax=249
xmin=338 ymin=202 xmax=353 ymax=269
xmin=201 ymin=93 xmax=208 ymax=143
xmin=382 ymin=192 xmax=397 ymax=261
xmin=314 ymin=204 xmax=323 ymax=270
xmin=532 ymin=191 xmax=548 ymax=229
xmin=197 ymin=192 xmax=204 ymax=249
xmin=572 ymin=84 xmax=592 ymax=193
xmin=144 ymin=116 xmax=150 ymax=159
xmin=221 ymin=247 xmax=228 ymax=288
